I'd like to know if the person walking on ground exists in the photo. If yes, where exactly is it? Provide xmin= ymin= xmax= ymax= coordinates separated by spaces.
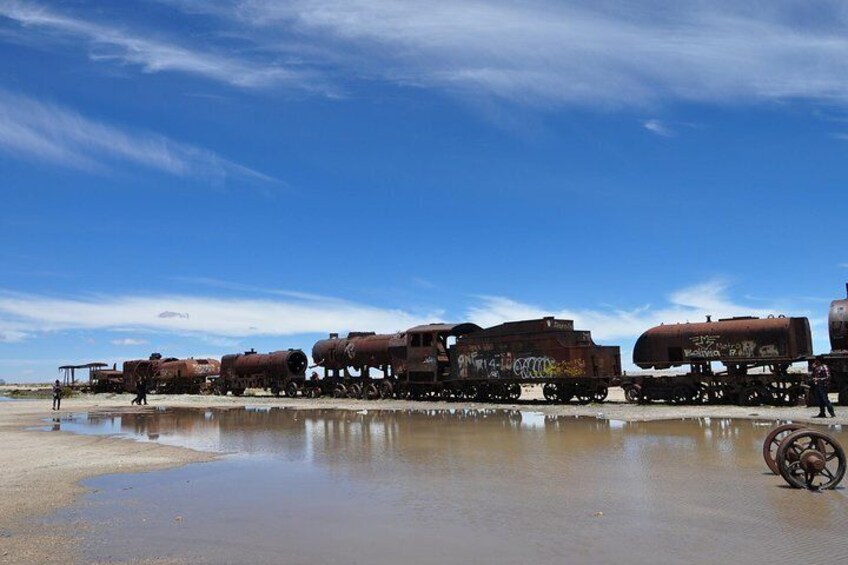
xmin=811 ymin=356 xmax=836 ymax=418
xmin=52 ymin=379 xmax=62 ymax=411
xmin=131 ymin=379 xmax=148 ymax=406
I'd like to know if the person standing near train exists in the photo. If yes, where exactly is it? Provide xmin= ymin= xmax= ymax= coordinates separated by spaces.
xmin=52 ymin=379 xmax=62 ymax=410
xmin=811 ymin=357 xmax=836 ymax=418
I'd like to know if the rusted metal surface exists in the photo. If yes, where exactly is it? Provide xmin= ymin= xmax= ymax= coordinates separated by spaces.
xmin=762 ymin=423 xmax=807 ymax=475
xmin=122 ymin=355 xmax=161 ymax=392
xmin=443 ymin=317 xmax=620 ymax=403
xmin=773 ymin=428 xmax=846 ymax=490
xmin=829 ymin=284 xmax=848 ymax=351
xmin=633 ymin=316 xmax=812 ymax=370
xmin=451 ymin=317 xmax=621 ymax=381
xmin=89 ymin=368 xmax=124 ymax=393
xmin=122 ymin=354 xmax=219 ymax=394
xmin=311 ymin=332 xmax=394 ymax=372
xmin=217 ymin=349 xmax=308 ymax=397
xmin=157 ymin=358 xmax=220 ymax=382
xmin=390 ymin=323 xmax=482 ymax=383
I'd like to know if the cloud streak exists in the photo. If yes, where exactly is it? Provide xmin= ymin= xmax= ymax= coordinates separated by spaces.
xmin=0 ymin=1 xmax=319 ymax=90
xmin=0 ymin=291 xmax=441 ymax=338
xmin=0 ymin=89 xmax=271 ymax=180
xmin=8 ymin=1 xmax=848 ymax=110
xmin=162 ymin=0 xmax=848 ymax=108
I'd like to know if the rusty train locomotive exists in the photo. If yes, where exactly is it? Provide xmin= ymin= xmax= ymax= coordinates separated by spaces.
xmin=86 ymin=284 xmax=848 ymax=406
xmin=91 ymin=353 xmax=221 ymax=394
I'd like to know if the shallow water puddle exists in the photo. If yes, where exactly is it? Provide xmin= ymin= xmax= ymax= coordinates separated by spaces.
xmin=50 ymin=408 xmax=848 ymax=565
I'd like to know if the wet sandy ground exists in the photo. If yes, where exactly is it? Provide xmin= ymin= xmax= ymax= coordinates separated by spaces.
xmin=53 ymin=408 xmax=848 ymax=564
xmin=1 ymin=388 xmax=847 ymax=564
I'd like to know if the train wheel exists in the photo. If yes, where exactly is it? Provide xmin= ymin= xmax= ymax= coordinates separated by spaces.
xmin=285 ymin=382 xmax=299 ymax=398
xmin=333 ymin=384 xmax=347 ymax=398
xmin=439 ymin=387 xmax=453 ymax=401
xmin=776 ymin=430 xmax=847 ymax=490
xmin=270 ymin=384 xmax=281 ymax=397
xmin=624 ymin=385 xmax=641 ymax=403
xmin=379 ymin=380 xmax=394 ymax=399
xmin=507 ymin=383 xmax=521 ymax=401
xmin=740 ymin=386 xmax=765 ymax=407
xmin=347 ymin=383 xmax=362 ymax=399
xmin=593 ymin=387 xmax=608 ymax=402
xmin=762 ymin=423 xmax=806 ymax=475
xmin=232 ymin=388 xmax=245 ymax=397
xmin=307 ymin=386 xmax=322 ymax=399
xmin=364 ymin=383 xmax=380 ymax=400
xmin=475 ymin=384 xmax=490 ymax=402
xmin=542 ymin=383 xmax=558 ymax=402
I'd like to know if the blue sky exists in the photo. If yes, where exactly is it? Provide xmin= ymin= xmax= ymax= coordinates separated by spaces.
xmin=1 ymin=0 xmax=846 ymax=381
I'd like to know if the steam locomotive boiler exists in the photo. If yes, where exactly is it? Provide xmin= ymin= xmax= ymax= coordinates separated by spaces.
xmin=448 ymin=317 xmax=621 ymax=403
xmin=310 ymin=332 xmax=398 ymax=399
xmin=626 ymin=316 xmax=812 ymax=405
xmin=215 ymin=349 xmax=308 ymax=397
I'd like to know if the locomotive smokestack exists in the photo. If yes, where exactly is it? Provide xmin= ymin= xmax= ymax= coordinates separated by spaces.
xmin=706 ymin=315 xmax=712 ymax=322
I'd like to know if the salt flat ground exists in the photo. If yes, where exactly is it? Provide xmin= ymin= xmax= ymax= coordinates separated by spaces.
xmin=1 ymin=388 xmax=845 ymax=564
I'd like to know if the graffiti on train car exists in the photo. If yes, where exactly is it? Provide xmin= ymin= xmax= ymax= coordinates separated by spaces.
xmin=684 ymin=335 xmax=780 ymax=359
xmin=457 ymin=351 xmax=586 ymax=379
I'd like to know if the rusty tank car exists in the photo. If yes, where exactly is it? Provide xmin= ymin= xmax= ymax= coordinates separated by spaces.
xmin=447 ymin=317 xmax=621 ymax=403
xmin=310 ymin=332 xmax=397 ymax=399
xmin=626 ymin=315 xmax=812 ymax=405
xmin=215 ymin=349 xmax=308 ymax=397
xmin=816 ymin=284 xmax=848 ymax=404
xmin=156 ymin=357 xmax=220 ymax=393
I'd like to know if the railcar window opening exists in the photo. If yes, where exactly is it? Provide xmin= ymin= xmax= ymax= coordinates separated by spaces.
xmin=445 ymin=336 xmax=457 ymax=349
xmin=422 ymin=333 xmax=433 ymax=347
xmin=411 ymin=334 xmax=421 ymax=347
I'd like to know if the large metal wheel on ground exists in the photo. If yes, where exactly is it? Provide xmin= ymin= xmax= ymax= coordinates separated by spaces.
xmin=762 ymin=423 xmax=806 ymax=475
xmin=285 ymin=381 xmax=299 ymax=398
xmin=776 ymin=429 xmax=846 ymax=490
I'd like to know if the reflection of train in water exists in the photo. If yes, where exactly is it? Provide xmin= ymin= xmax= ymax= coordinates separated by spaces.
xmin=84 ymin=283 xmax=848 ymax=406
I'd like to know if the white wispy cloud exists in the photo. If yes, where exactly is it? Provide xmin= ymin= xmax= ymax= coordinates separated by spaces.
xmin=465 ymin=280 xmax=804 ymax=342
xmin=169 ymin=0 xmax=848 ymax=108
xmin=8 ymin=1 xmax=848 ymax=110
xmin=110 ymin=337 xmax=149 ymax=346
xmin=0 ymin=329 xmax=28 ymax=343
xmin=643 ymin=119 xmax=674 ymax=137
xmin=0 ymin=1 xmax=320 ymax=90
xmin=0 ymin=88 xmax=271 ymax=180
xmin=0 ymin=291 xmax=441 ymax=338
